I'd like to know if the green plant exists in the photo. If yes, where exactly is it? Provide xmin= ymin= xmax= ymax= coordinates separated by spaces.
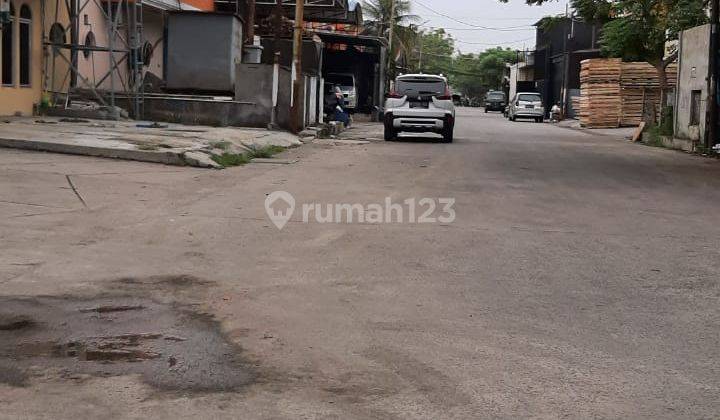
xmin=248 ymin=145 xmax=285 ymax=158
xmin=644 ymin=123 xmax=669 ymax=147
xmin=658 ymin=106 xmax=673 ymax=136
xmin=211 ymin=152 xmax=251 ymax=166
xmin=137 ymin=144 xmax=159 ymax=151
xmin=38 ymin=94 xmax=51 ymax=115
xmin=209 ymin=141 xmax=232 ymax=151
xmin=210 ymin=145 xmax=285 ymax=167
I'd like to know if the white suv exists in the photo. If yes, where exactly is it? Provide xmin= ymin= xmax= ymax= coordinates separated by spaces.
xmin=383 ymin=74 xmax=455 ymax=142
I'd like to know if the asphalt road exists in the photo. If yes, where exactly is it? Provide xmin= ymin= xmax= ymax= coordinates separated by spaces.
xmin=1 ymin=108 xmax=719 ymax=419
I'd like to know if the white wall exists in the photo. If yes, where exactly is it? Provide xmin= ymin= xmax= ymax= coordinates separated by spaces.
xmin=674 ymin=24 xmax=710 ymax=142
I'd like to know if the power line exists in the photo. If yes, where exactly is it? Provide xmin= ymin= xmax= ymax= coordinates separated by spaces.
xmin=418 ymin=23 xmax=534 ymax=32
xmin=455 ymin=37 xmax=535 ymax=46
xmin=411 ymin=0 xmax=538 ymax=31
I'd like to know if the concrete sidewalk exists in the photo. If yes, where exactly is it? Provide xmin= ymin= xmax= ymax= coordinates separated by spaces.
xmin=0 ymin=117 xmax=302 ymax=168
xmin=555 ymin=118 xmax=636 ymax=140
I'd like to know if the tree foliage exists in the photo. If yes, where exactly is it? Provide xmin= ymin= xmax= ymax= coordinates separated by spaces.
xmin=453 ymin=48 xmax=519 ymax=98
xmin=363 ymin=0 xmax=419 ymax=77
xmin=597 ymin=0 xmax=707 ymax=67
xmin=407 ymin=29 xmax=455 ymax=76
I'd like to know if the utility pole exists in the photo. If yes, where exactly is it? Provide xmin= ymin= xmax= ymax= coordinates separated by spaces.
xmin=707 ymin=0 xmax=719 ymax=148
xmin=245 ymin=0 xmax=256 ymax=43
xmin=387 ymin=0 xmax=396 ymax=81
xmin=291 ymin=0 xmax=305 ymax=133
xmin=508 ymin=50 xmax=520 ymax=98
xmin=559 ymin=4 xmax=569 ymax=119
xmin=418 ymin=36 xmax=423 ymax=72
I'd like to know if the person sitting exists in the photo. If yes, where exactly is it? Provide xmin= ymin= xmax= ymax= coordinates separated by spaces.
xmin=328 ymin=86 xmax=350 ymax=126
xmin=550 ymin=103 xmax=562 ymax=122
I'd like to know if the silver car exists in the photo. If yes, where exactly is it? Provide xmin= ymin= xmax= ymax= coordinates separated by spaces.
xmin=383 ymin=74 xmax=456 ymax=142
xmin=326 ymin=73 xmax=357 ymax=110
xmin=507 ymin=92 xmax=545 ymax=123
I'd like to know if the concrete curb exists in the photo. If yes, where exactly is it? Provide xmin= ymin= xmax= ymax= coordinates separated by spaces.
xmin=0 ymin=137 xmax=187 ymax=166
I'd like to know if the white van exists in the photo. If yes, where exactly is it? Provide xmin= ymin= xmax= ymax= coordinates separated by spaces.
xmin=325 ymin=73 xmax=358 ymax=110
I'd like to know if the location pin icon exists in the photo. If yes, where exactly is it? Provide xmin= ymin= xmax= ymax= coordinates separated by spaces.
xmin=265 ymin=191 xmax=295 ymax=230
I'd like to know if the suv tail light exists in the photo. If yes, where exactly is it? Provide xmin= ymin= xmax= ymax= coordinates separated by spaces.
xmin=436 ymin=85 xmax=452 ymax=100
xmin=387 ymin=91 xmax=403 ymax=99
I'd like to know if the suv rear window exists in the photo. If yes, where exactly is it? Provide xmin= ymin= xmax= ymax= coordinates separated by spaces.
xmin=518 ymin=94 xmax=541 ymax=102
xmin=396 ymin=79 xmax=447 ymax=97
xmin=487 ymin=93 xmax=504 ymax=100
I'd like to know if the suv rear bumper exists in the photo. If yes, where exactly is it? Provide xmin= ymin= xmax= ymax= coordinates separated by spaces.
xmin=386 ymin=112 xmax=453 ymax=132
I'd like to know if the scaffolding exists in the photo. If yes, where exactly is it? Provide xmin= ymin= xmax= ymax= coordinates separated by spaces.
xmin=42 ymin=0 xmax=144 ymax=118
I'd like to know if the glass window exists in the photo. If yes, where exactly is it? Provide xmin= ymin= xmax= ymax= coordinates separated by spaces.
xmin=83 ymin=31 xmax=95 ymax=59
xmin=19 ymin=4 xmax=30 ymax=86
xmin=49 ymin=22 xmax=65 ymax=56
xmin=2 ymin=3 xmax=14 ymax=85
xmin=141 ymin=41 xmax=152 ymax=67
xmin=326 ymin=73 xmax=354 ymax=88
xmin=518 ymin=94 xmax=541 ymax=102
xmin=395 ymin=78 xmax=447 ymax=97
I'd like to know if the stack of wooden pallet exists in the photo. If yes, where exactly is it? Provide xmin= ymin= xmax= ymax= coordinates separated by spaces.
xmin=619 ymin=63 xmax=677 ymax=125
xmin=620 ymin=63 xmax=678 ymax=87
xmin=579 ymin=59 xmax=623 ymax=128
xmin=579 ymin=58 xmax=677 ymax=128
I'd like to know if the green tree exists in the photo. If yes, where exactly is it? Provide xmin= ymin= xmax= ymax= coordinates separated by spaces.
xmin=409 ymin=29 xmax=455 ymax=77
xmin=363 ymin=0 xmax=419 ymax=79
xmin=453 ymin=48 xmax=519 ymax=99
xmin=600 ymin=0 xmax=707 ymax=94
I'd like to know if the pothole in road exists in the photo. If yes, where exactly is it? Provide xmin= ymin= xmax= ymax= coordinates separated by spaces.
xmin=0 ymin=296 xmax=255 ymax=392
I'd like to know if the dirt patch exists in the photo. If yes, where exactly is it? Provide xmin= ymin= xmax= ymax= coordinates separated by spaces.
xmin=0 ymin=296 xmax=255 ymax=392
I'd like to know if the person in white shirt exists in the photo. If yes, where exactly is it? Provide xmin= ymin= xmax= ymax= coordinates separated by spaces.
xmin=550 ymin=103 xmax=561 ymax=122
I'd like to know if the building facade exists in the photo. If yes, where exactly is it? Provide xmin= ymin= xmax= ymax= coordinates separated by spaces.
xmin=0 ymin=0 xmax=214 ymax=117
xmin=532 ymin=17 xmax=601 ymax=117
xmin=0 ymin=0 xmax=43 ymax=115
xmin=674 ymin=24 xmax=711 ymax=146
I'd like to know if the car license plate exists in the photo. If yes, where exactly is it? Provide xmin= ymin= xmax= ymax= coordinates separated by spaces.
xmin=525 ymin=105 xmax=534 ymax=109
xmin=410 ymin=102 xmax=429 ymax=109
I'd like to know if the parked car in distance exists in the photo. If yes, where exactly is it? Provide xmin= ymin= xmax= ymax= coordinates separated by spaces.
xmin=325 ymin=73 xmax=357 ymax=110
xmin=383 ymin=74 xmax=455 ymax=142
xmin=507 ymin=92 xmax=544 ymax=123
xmin=484 ymin=91 xmax=506 ymax=112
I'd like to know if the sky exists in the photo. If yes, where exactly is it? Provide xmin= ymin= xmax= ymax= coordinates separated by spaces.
xmin=407 ymin=0 xmax=569 ymax=54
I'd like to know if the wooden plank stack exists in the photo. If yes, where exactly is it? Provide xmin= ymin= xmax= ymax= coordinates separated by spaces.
xmin=579 ymin=59 xmax=622 ymax=128
xmin=579 ymin=58 xmax=677 ymax=128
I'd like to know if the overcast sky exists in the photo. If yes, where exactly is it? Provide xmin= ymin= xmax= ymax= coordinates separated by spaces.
xmin=408 ymin=0 xmax=569 ymax=54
